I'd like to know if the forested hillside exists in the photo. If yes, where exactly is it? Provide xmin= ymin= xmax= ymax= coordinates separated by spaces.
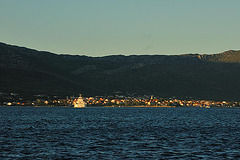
xmin=1 ymin=42 xmax=240 ymax=100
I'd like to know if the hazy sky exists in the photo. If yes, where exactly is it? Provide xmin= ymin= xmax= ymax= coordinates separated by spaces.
xmin=1 ymin=0 xmax=240 ymax=56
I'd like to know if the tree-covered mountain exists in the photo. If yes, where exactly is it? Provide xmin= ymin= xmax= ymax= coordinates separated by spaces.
xmin=1 ymin=42 xmax=240 ymax=100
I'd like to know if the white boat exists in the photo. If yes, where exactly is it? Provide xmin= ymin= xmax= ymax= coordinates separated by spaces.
xmin=73 ymin=94 xmax=86 ymax=108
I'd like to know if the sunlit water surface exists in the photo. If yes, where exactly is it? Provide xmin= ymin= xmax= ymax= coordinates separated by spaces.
xmin=0 ymin=107 xmax=240 ymax=159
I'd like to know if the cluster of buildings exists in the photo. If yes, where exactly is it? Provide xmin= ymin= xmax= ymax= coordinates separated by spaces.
xmin=0 ymin=92 xmax=239 ymax=108
xmin=83 ymin=95 xmax=239 ymax=108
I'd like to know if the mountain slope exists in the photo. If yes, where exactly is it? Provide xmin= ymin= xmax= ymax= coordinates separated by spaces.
xmin=1 ymin=42 xmax=240 ymax=100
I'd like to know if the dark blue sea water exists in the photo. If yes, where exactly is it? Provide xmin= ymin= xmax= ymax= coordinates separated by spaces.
xmin=0 ymin=107 xmax=240 ymax=159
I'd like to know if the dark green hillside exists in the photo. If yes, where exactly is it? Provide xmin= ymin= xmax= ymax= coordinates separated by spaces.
xmin=1 ymin=42 xmax=240 ymax=100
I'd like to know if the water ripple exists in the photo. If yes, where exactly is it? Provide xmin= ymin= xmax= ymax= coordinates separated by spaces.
xmin=0 ymin=107 xmax=240 ymax=159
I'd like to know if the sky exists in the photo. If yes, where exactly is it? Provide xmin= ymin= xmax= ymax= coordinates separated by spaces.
xmin=0 ymin=0 xmax=240 ymax=56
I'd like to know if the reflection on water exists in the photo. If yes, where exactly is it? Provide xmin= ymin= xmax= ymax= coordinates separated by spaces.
xmin=0 ymin=107 xmax=240 ymax=159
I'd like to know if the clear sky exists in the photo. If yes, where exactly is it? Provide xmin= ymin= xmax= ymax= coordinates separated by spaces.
xmin=0 ymin=0 xmax=240 ymax=56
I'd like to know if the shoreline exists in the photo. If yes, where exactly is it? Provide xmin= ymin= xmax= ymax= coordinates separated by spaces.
xmin=103 ymin=105 xmax=176 ymax=108
xmin=1 ymin=105 xmax=240 ymax=108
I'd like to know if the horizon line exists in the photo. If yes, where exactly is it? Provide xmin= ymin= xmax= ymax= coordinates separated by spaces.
xmin=0 ymin=41 xmax=238 ymax=58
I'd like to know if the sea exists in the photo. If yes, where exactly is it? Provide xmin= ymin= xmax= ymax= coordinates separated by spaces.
xmin=0 ymin=107 xmax=240 ymax=159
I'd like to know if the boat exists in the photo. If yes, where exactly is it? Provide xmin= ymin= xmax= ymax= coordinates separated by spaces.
xmin=73 ymin=94 xmax=86 ymax=108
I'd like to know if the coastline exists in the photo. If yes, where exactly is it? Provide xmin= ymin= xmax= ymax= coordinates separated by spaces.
xmin=1 ymin=105 xmax=239 ymax=108
xmin=101 ymin=105 xmax=176 ymax=108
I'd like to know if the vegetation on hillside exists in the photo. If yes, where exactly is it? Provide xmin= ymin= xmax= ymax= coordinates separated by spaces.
xmin=1 ymin=42 xmax=240 ymax=100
